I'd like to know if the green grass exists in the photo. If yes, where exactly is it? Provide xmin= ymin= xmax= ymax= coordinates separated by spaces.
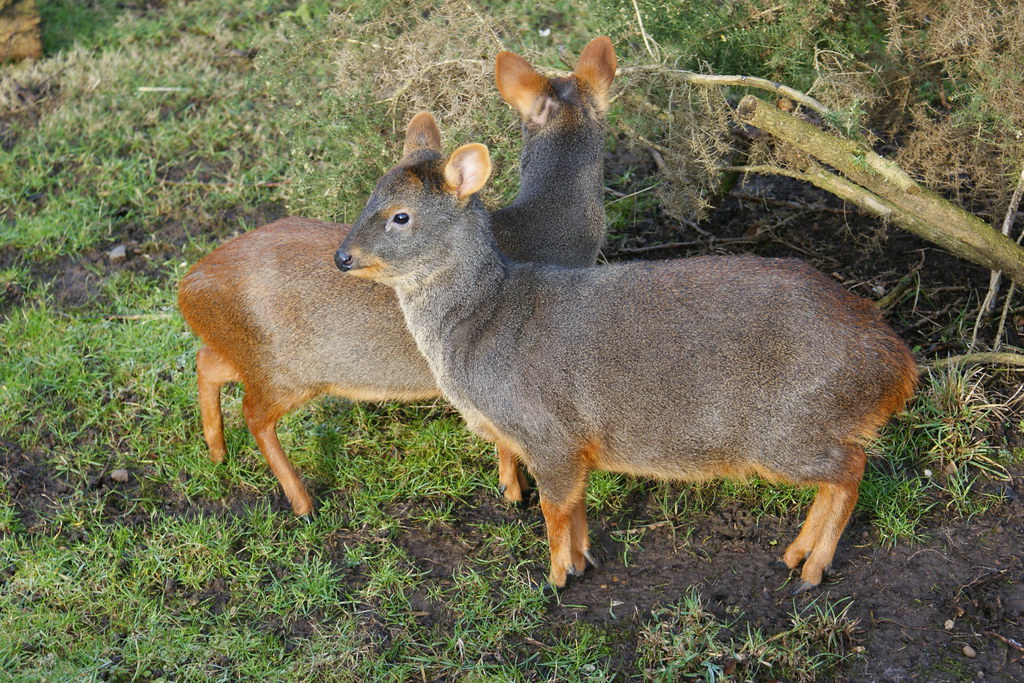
xmin=637 ymin=589 xmax=859 ymax=682
xmin=1 ymin=0 xmax=1019 ymax=679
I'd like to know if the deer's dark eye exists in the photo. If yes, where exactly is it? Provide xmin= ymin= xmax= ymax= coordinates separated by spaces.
xmin=386 ymin=211 xmax=414 ymax=232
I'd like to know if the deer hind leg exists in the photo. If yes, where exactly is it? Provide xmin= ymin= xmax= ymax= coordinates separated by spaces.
xmin=242 ymin=394 xmax=313 ymax=516
xmin=196 ymin=346 xmax=241 ymax=463
xmin=497 ymin=443 xmax=531 ymax=504
xmin=796 ymin=479 xmax=860 ymax=590
xmin=783 ymin=485 xmax=834 ymax=570
xmin=786 ymin=444 xmax=866 ymax=591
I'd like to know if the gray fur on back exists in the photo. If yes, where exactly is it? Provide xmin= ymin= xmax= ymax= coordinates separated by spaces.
xmin=397 ymin=240 xmax=910 ymax=486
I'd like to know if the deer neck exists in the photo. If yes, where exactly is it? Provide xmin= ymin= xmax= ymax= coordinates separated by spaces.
xmin=491 ymin=124 xmax=605 ymax=262
xmin=517 ymin=124 xmax=603 ymax=206
xmin=393 ymin=220 xmax=512 ymax=395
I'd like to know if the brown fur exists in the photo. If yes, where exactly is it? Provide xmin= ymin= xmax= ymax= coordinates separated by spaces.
xmin=177 ymin=39 xmax=617 ymax=515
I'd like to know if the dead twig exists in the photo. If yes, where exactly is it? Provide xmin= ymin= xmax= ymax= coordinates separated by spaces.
xmin=994 ymin=282 xmax=1017 ymax=352
xmin=927 ymin=352 xmax=1024 ymax=368
xmin=614 ymin=118 xmax=671 ymax=155
xmin=648 ymin=147 xmax=665 ymax=171
xmin=102 ymin=313 xmax=174 ymax=321
xmin=630 ymin=0 xmax=658 ymax=61
xmin=619 ymin=65 xmax=833 ymax=120
xmin=870 ymin=616 xmax=947 ymax=633
xmin=730 ymin=192 xmax=872 ymax=216
xmin=971 ymin=165 xmax=1024 ymax=349
xmin=605 ymin=184 xmax=657 ymax=206
xmin=876 ymin=270 xmax=919 ymax=310
xmin=983 ymin=630 xmax=1024 ymax=653
xmin=614 ymin=234 xmax=764 ymax=255
xmin=723 ymin=164 xmax=818 ymax=184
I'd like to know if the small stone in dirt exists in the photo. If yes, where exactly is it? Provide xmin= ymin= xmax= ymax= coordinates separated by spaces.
xmin=108 ymin=245 xmax=127 ymax=264
xmin=944 ymin=619 xmax=955 ymax=630
xmin=963 ymin=644 xmax=977 ymax=658
xmin=110 ymin=469 xmax=129 ymax=483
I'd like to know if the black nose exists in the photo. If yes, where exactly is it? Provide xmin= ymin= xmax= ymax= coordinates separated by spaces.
xmin=335 ymin=249 xmax=353 ymax=272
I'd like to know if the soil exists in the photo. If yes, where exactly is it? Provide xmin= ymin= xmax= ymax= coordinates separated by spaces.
xmin=5 ymin=141 xmax=1024 ymax=680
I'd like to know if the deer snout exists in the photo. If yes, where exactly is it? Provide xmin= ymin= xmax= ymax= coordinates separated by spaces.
xmin=334 ymin=247 xmax=354 ymax=272
xmin=335 ymin=242 xmax=385 ymax=279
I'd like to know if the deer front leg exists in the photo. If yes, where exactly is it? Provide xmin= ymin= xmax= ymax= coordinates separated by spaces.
xmin=497 ymin=443 xmax=530 ymax=504
xmin=534 ymin=458 xmax=591 ymax=588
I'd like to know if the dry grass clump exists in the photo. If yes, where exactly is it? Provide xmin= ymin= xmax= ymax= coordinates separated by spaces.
xmin=331 ymin=3 xmax=521 ymax=129
xmin=326 ymin=2 xmax=556 ymax=204
xmin=597 ymin=1 xmax=1024 ymax=225
xmin=614 ymin=69 xmax=734 ymax=223
xmin=268 ymin=1 xmax=596 ymax=217
xmin=0 ymin=52 xmax=67 ymax=129
xmin=885 ymin=0 xmax=1024 ymax=220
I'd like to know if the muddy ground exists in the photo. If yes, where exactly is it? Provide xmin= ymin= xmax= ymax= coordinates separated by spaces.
xmin=4 ymin=144 xmax=1024 ymax=680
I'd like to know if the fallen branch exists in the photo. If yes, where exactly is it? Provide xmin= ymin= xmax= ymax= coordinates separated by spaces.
xmin=614 ymin=234 xmax=763 ymax=255
xmin=736 ymin=95 xmax=1024 ymax=285
xmin=927 ymin=352 xmax=1024 ymax=368
xmin=726 ymin=162 xmax=980 ymax=258
xmin=619 ymin=65 xmax=833 ymax=120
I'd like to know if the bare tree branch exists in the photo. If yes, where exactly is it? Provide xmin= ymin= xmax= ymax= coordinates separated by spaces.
xmin=736 ymin=95 xmax=1024 ymax=285
xmin=619 ymin=65 xmax=833 ymax=120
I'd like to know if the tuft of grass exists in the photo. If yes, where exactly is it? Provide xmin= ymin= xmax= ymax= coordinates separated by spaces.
xmin=862 ymin=363 xmax=1017 ymax=545
xmin=638 ymin=588 xmax=859 ymax=682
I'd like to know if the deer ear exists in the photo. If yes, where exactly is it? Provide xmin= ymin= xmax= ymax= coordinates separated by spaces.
xmin=403 ymin=112 xmax=442 ymax=157
xmin=495 ymin=51 xmax=557 ymax=126
xmin=443 ymin=143 xmax=491 ymax=201
xmin=574 ymin=36 xmax=616 ymax=106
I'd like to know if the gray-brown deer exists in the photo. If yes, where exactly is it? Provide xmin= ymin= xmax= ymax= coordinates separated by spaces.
xmin=177 ymin=38 xmax=617 ymax=515
xmin=334 ymin=117 xmax=918 ymax=591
